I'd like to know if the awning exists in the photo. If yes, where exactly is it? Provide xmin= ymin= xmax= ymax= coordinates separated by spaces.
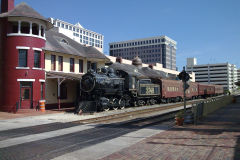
xmin=46 ymin=71 xmax=83 ymax=80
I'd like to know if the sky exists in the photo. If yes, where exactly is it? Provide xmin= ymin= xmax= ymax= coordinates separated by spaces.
xmin=15 ymin=0 xmax=240 ymax=70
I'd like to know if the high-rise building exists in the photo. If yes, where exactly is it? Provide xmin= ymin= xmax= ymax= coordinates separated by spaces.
xmin=50 ymin=18 xmax=104 ymax=52
xmin=109 ymin=36 xmax=177 ymax=70
xmin=186 ymin=58 xmax=238 ymax=92
xmin=237 ymin=69 xmax=240 ymax=82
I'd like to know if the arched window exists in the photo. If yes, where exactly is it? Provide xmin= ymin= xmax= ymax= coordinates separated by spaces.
xmin=32 ymin=23 xmax=39 ymax=35
xmin=7 ymin=20 xmax=45 ymax=38
xmin=61 ymin=39 xmax=68 ymax=44
xmin=41 ymin=26 xmax=44 ymax=37
xmin=21 ymin=22 xmax=30 ymax=34
xmin=8 ymin=21 xmax=18 ymax=33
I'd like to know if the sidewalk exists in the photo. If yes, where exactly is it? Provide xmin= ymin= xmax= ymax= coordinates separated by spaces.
xmin=0 ymin=109 xmax=65 ymax=120
xmin=100 ymin=96 xmax=240 ymax=160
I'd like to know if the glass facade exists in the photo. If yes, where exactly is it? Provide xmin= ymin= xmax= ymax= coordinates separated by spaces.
xmin=109 ymin=37 xmax=177 ymax=70
xmin=53 ymin=19 xmax=104 ymax=49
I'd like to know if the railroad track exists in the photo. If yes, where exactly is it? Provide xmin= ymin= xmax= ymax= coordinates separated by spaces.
xmin=72 ymin=97 xmax=210 ymax=124
xmin=72 ymin=95 xmax=225 ymax=125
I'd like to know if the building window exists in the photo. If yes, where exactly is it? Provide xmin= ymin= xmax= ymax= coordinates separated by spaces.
xmin=41 ymin=26 xmax=44 ymax=37
xmin=58 ymin=56 xmax=63 ymax=71
xmin=21 ymin=22 xmax=30 ymax=34
xmin=79 ymin=59 xmax=83 ymax=73
xmin=70 ymin=58 xmax=74 ymax=72
xmin=9 ymin=21 xmax=18 ymax=33
xmin=87 ymin=62 xmax=97 ymax=71
xmin=51 ymin=55 xmax=56 ymax=70
xmin=34 ymin=50 xmax=41 ymax=68
xmin=18 ymin=49 xmax=28 ymax=67
xmin=41 ymin=82 xmax=44 ymax=100
xmin=57 ymin=22 xmax=60 ymax=27
xmin=87 ymin=61 xmax=91 ymax=71
xmin=32 ymin=23 xmax=39 ymax=35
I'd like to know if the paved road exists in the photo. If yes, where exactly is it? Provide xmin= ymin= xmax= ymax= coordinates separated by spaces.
xmin=0 ymin=95 xmax=238 ymax=160
xmin=100 ymin=97 xmax=240 ymax=160
xmin=0 ymin=114 xmax=172 ymax=160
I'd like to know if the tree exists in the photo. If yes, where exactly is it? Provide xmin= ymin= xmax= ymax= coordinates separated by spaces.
xmin=235 ymin=81 xmax=240 ymax=87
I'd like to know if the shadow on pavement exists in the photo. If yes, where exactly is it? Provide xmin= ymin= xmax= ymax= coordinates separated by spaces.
xmin=234 ymin=135 xmax=240 ymax=160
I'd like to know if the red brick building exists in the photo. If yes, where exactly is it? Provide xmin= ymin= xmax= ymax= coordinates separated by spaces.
xmin=0 ymin=0 xmax=109 ymax=112
xmin=0 ymin=0 xmax=52 ymax=112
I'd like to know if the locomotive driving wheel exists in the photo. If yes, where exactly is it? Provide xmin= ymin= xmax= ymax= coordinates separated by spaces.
xmin=137 ymin=99 xmax=145 ymax=106
xmin=149 ymin=99 xmax=156 ymax=105
xmin=103 ymin=107 xmax=110 ymax=112
xmin=121 ymin=94 xmax=131 ymax=108
xmin=119 ymin=98 xmax=125 ymax=110
xmin=112 ymin=98 xmax=119 ymax=110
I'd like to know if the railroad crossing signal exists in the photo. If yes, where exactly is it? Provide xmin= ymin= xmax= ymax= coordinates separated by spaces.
xmin=178 ymin=67 xmax=190 ymax=82
xmin=178 ymin=67 xmax=190 ymax=120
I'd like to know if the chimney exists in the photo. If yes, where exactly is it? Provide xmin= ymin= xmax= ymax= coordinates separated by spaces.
xmin=116 ymin=57 xmax=122 ymax=64
xmin=149 ymin=64 xmax=153 ymax=69
xmin=1 ymin=0 xmax=14 ymax=14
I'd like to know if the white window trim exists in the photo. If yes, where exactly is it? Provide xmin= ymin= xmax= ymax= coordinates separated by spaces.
xmin=16 ymin=46 xmax=30 ymax=50
xmin=17 ymin=79 xmax=35 ymax=82
xmin=8 ymin=33 xmax=46 ymax=40
xmin=32 ymin=47 xmax=42 ymax=51
xmin=32 ymin=67 xmax=43 ymax=70
xmin=39 ymin=79 xmax=45 ymax=82
xmin=16 ymin=67 xmax=30 ymax=69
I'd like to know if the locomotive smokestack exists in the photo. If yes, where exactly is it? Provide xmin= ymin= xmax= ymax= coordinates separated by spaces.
xmin=149 ymin=64 xmax=153 ymax=69
xmin=116 ymin=56 xmax=122 ymax=64
xmin=1 ymin=0 xmax=15 ymax=13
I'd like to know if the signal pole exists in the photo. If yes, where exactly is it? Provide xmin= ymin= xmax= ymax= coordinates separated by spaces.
xmin=183 ymin=80 xmax=187 ymax=114
xmin=178 ymin=67 xmax=190 ymax=116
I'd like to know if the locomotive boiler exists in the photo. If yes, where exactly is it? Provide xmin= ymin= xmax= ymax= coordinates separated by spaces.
xmin=80 ymin=68 xmax=125 ymax=111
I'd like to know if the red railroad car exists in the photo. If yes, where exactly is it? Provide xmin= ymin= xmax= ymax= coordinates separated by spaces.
xmin=198 ymin=83 xmax=215 ymax=97
xmin=161 ymin=79 xmax=183 ymax=102
xmin=186 ymin=82 xmax=199 ymax=99
xmin=214 ymin=85 xmax=224 ymax=95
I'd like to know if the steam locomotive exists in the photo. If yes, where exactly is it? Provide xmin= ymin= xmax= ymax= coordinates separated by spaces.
xmin=76 ymin=57 xmax=224 ymax=113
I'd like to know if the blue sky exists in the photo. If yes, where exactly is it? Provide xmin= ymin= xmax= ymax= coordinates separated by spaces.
xmin=15 ymin=0 xmax=240 ymax=70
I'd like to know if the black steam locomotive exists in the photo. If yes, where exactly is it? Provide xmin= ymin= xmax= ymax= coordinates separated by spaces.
xmin=76 ymin=57 xmax=162 ymax=112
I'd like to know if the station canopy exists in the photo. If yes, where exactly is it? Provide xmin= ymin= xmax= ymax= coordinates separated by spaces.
xmin=46 ymin=71 xmax=82 ymax=80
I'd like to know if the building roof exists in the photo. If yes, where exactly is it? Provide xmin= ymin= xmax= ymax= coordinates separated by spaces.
xmin=109 ymin=62 xmax=146 ymax=78
xmin=109 ymin=62 xmax=171 ymax=80
xmin=0 ymin=2 xmax=53 ymax=29
xmin=44 ymin=27 xmax=109 ymax=60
